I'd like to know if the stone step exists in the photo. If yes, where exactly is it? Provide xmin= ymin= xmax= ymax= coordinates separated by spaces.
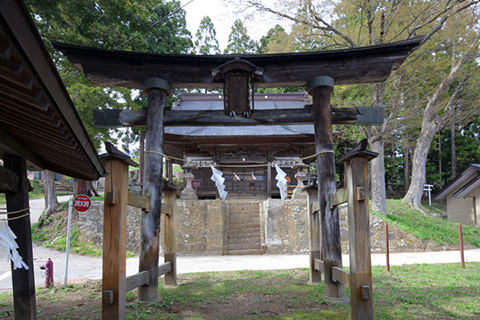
xmin=229 ymin=213 xmax=259 ymax=219
xmin=228 ymin=222 xmax=260 ymax=229
xmin=229 ymin=211 xmax=259 ymax=217
xmin=227 ymin=242 xmax=261 ymax=250
xmin=228 ymin=217 xmax=259 ymax=225
xmin=227 ymin=234 xmax=261 ymax=243
xmin=228 ymin=228 xmax=261 ymax=237
xmin=227 ymin=232 xmax=261 ymax=240
xmin=226 ymin=248 xmax=264 ymax=255
xmin=227 ymin=241 xmax=262 ymax=250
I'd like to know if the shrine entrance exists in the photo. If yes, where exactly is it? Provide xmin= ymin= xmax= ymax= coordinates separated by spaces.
xmin=54 ymin=36 xmax=424 ymax=320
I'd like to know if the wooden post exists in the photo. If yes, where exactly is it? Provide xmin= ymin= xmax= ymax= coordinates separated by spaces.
xmin=139 ymin=78 xmax=169 ymax=301
xmin=0 ymin=166 xmax=19 ymax=192
xmin=266 ymin=162 xmax=272 ymax=198
xmin=304 ymin=184 xmax=321 ymax=283
xmin=308 ymin=76 xmax=344 ymax=301
xmin=163 ymin=186 xmax=177 ymax=286
xmin=459 ymin=224 xmax=465 ymax=268
xmin=342 ymin=144 xmax=377 ymax=320
xmin=4 ymin=155 xmax=36 ymax=320
xmin=166 ymin=160 xmax=173 ymax=183
xmin=101 ymin=151 xmax=129 ymax=320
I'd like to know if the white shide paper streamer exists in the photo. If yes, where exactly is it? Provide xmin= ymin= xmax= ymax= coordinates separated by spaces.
xmin=275 ymin=165 xmax=288 ymax=200
xmin=0 ymin=222 xmax=29 ymax=270
xmin=210 ymin=166 xmax=228 ymax=200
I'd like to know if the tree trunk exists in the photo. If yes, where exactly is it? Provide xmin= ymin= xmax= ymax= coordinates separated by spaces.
xmin=438 ymin=134 xmax=442 ymax=177
xmin=74 ymin=179 xmax=95 ymax=197
xmin=368 ymin=138 xmax=387 ymax=215
xmin=451 ymin=121 xmax=457 ymax=179
xmin=367 ymin=82 xmax=388 ymax=216
xmin=42 ymin=170 xmax=58 ymax=216
xmin=403 ymin=51 xmax=468 ymax=212
xmin=403 ymin=147 xmax=410 ymax=194
xmin=139 ymin=130 xmax=145 ymax=187
xmin=402 ymin=121 xmax=440 ymax=212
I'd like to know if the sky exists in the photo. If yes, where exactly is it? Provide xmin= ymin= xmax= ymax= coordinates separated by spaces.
xmin=181 ymin=0 xmax=293 ymax=51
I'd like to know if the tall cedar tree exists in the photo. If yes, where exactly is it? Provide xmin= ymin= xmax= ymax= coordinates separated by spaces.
xmin=224 ymin=19 xmax=258 ymax=54
xmin=195 ymin=16 xmax=220 ymax=54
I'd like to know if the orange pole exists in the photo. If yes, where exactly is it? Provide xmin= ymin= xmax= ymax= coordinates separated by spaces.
xmin=459 ymin=224 xmax=465 ymax=268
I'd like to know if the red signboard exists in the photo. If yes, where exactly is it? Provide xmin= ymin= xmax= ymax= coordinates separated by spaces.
xmin=73 ymin=194 xmax=91 ymax=212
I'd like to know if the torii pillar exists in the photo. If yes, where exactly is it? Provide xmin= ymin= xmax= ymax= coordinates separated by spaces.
xmin=138 ymin=78 xmax=170 ymax=301
xmin=308 ymin=76 xmax=345 ymax=301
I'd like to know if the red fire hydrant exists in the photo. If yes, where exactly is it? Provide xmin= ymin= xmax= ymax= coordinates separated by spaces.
xmin=40 ymin=258 xmax=54 ymax=288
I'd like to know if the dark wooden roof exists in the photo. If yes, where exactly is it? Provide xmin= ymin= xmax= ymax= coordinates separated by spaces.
xmin=52 ymin=37 xmax=424 ymax=89
xmin=99 ymin=142 xmax=138 ymax=167
xmin=163 ymin=93 xmax=315 ymax=149
xmin=0 ymin=0 xmax=105 ymax=180
xmin=434 ymin=164 xmax=480 ymax=200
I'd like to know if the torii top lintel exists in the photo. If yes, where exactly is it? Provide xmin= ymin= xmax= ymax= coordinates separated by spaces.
xmin=52 ymin=36 xmax=424 ymax=89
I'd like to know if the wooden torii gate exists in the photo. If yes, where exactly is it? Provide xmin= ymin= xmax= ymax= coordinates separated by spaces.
xmin=54 ymin=37 xmax=423 ymax=320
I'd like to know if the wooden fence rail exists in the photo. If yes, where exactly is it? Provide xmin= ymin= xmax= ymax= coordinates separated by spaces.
xmin=332 ymin=266 xmax=350 ymax=286
xmin=126 ymin=271 xmax=150 ymax=292
xmin=125 ymin=262 xmax=172 ymax=292
xmin=313 ymin=259 xmax=324 ymax=272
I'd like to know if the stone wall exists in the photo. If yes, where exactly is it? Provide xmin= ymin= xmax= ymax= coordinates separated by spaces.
xmin=77 ymin=202 xmax=142 ymax=253
xmin=261 ymin=199 xmax=309 ymax=254
xmin=77 ymin=199 xmax=449 ymax=256
xmin=166 ymin=200 xmax=225 ymax=255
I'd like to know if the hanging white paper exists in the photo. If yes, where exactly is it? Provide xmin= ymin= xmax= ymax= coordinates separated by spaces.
xmin=251 ymin=173 xmax=257 ymax=180
xmin=210 ymin=166 xmax=228 ymax=200
xmin=0 ymin=222 xmax=29 ymax=270
xmin=275 ymin=165 xmax=288 ymax=200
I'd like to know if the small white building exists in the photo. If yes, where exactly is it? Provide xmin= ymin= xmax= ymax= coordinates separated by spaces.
xmin=434 ymin=164 xmax=480 ymax=227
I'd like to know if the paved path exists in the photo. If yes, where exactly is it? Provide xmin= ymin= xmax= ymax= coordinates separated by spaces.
xmin=1 ymin=197 xmax=479 ymax=291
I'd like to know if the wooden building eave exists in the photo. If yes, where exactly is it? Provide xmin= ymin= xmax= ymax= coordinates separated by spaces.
xmin=52 ymin=37 xmax=424 ymax=89
xmin=0 ymin=1 xmax=105 ymax=180
xmin=434 ymin=164 xmax=480 ymax=200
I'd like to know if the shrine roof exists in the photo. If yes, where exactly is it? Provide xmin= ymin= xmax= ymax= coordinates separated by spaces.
xmin=172 ymin=92 xmax=306 ymax=111
xmin=165 ymin=124 xmax=314 ymax=137
xmin=0 ymin=1 xmax=105 ymax=180
xmin=166 ymin=93 xmax=313 ymax=138
xmin=52 ymin=37 xmax=424 ymax=89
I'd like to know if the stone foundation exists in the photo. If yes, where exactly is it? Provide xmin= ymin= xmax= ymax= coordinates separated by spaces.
xmin=77 ymin=199 xmax=449 ymax=255
xmin=77 ymin=202 xmax=142 ymax=253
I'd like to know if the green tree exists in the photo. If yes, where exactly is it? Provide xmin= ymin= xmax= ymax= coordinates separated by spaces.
xmin=241 ymin=0 xmax=480 ymax=214
xmin=25 ymin=0 xmax=192 ymax=197
xmin=25 ymin=0 xmax=193 ymax=149
xmin=195 ymin=16 xmax=220 ymax=54
xmin=224 ymin=19 xmax=258 ymax=54
xmin=258 ymin=24 xmax=292 ymax=53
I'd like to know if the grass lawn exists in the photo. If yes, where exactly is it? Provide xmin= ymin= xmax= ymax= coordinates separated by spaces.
xmin=374 ymin=199 xmax=480 ymax=247
xmin=0 ymin=263 xmax=478 ymax=319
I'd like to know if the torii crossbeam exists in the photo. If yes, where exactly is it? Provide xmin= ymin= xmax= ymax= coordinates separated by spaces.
xmin=54 ymin=36 xmax=423 ymax=320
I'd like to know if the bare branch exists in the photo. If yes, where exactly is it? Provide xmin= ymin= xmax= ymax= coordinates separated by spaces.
xmin=245 ymin=0 xmax=357 ymax=47
xmin=418 ymin=0 xmax=479 ymax=46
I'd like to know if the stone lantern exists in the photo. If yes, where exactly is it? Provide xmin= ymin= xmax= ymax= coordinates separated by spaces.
xmin=292 ymin=161 xmax=309 ymax=199
xmin=180 ymin=163 xmax=197 ymax=200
